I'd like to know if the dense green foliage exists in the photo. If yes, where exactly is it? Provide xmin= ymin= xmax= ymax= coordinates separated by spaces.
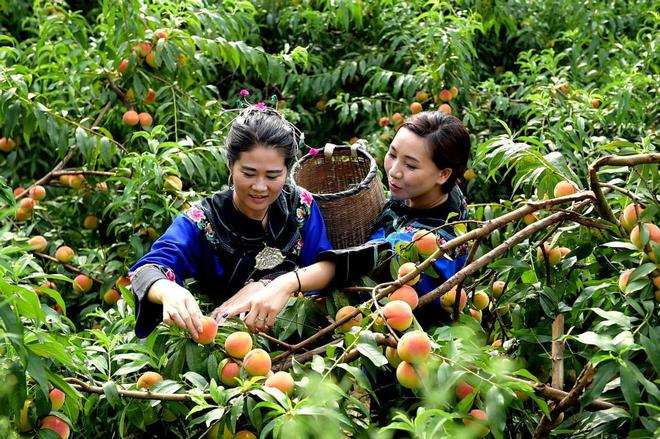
xmin=0 ymin=0 xmax=658 ymax=438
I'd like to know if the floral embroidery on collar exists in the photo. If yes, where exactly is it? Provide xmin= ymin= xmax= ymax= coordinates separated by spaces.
xmin=185 ymin=206 xmax=216 ymax=243
xmin=300 ymin=189 xmax=313 ymax=207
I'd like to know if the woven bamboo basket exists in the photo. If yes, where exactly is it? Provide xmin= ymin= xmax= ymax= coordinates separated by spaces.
xmin=290 ymin=141 xmax=386 ymax=249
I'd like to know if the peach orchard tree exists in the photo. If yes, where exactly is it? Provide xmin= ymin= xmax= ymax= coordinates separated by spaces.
xmin=0 ymin=0 xmax=658 ymax=438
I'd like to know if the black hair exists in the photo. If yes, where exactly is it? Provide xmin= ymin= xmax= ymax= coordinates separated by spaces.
xmin=400 ymin=111 xmax=471 ymax=193
xmin=226 ymin=107 xmax=299 ymax=168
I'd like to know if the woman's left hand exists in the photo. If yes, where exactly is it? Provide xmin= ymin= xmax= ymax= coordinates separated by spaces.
xmin=219 ymin=275 xmax=296 ymax=332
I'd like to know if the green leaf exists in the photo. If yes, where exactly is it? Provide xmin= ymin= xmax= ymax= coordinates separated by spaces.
xmin=103 ymin=381 xmax=120 ymax=408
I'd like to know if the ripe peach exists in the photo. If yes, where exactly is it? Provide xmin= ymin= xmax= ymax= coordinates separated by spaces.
xmin=19 ymin=197 xmax=35 ymax=210
xmin=591 ymin=98 xmax=601 ymax=109
xmin=463 ymin=168 xmax=476 ymax=181
xmin=225 ymin=331 xmax=253 ymax=358
xmin=455 ymin=381 xmax=474 ymax=399
xmin=73 ymin=274 xmax=93 ymax=294
xmin=523 ymin=212 xmax=538 ymax=225
xmin=397 ymin=262 xmax=420 ymax=286
xmin=55 ymin=246 xmax=75 ymax=263
xmin=491 ymin=339 xmax=502 ymax=347
xmin=69 ymin=175 xmax=85 ymax=189
xmin=390 ymin=285 xmax=419 ymax=310
xmin=138 ymin=112 xmax=153 ymax=127
xmin=134 ymin=42 xmax=152 ymax=57
xmin=117 ymin=58 xmax=129 ymax=73
xmin=438 ymin=103 xmax=452 ymax=114
xmin=553 ymin=180 xmax=577 ymax=198
xmin=123 ymin=110 xmax=139 ymax=126
xmin=472 ymin=290 xmax=490 ymax=310
xmin=559 ymin=247 xmax=571 ymax=257
xmin=234 ymin=431 xmax=257 ymax=439
xmin=49 ymin=388 xmax=65 ymax=410
xmin=620 ymin=203 xmax=644 ymax=232
xmin=630 ymin=223 xmax=660 ymax=251
xmin=618 ymin=268 xmax=634 ymax=292
xmin=16 ymin=207 xmax=32 ymax=220
xmin=40 ymin=415 xmax=70 ymax=439
xmin=145 ymin=52 xmax=157 ymax=68
xmin=13 ymin=186 xmax=25 ymax=196
xmin=463 ymin=409 xmax=489 ymax=438
xmin=391 ymin=112 xmax=403 ymax=123
xmin=440 ymin=286 xmax=467 ymax=312
xmin=137 ymin=371 xmax=163 ymax=389
xmin=335 ymin=305 xmax=363 ymax=332
xmin=58 ymin=174 xmax=72 ymax=186
xmin=396 ymin=330 xmax=431 ymax=364
xmin=382 ymin=300 xmax=413 ymax=331
xmin=385 ymin=346 xmax=402 ymax=367
xmin=242 ymin=348 xmax=272 ymax=377
xmin=193 ymin=316 xmax=218 ymax=344
xmin=164 ymin=175 xmax=183 ymax=192
xmin=28 ymin=235 xmax=48 ymax=252
xmin=315 ymin=100 xmax=327 ymax=111
xmin=536 ymin=242 xmax=562 ymax=266
xmin=491 ymin=280 xmax=505 ymax=299
xmin=155 ymin=30 xmax=168 ymax=39
xmin=469 ymin=308 xmax=482 ymax=322
xmin=145 ymin=88 xmax=156 ymax=104
xmin=116 ymin=276 xmax=131 ymax=290
xmin=413 ymin=229 xmax=438 ymax=257
xmin=654 ymin=276 xmax=660 ymax=289
xmin=0 ymin=137 xmax=16 ymax=152
xmin=378 ymin=116 xmax=390 ymax=127
xmin=410 ymin=102 xmax=423 ymax=114
xmin=416 ymin=91 xmax=429 ymax=102
xmin=219 ymin=361 xmax=241 ymax=386
xmin=265 ymin=371 xmax=295 ymax=395
xmin=28 ymin=185 xmax=46 ymax=200
xmin=103 ymin=288 xmax=121 ymax=304
xmin=449 ymin=86 xmax=459 ymax=98
xmin=83 ymin=215 xmax=99 ymax=230
xmin=439 ymin=89 xmax=453 ymax=101
xmin=396 ymin=361 xmax=427 ymax=389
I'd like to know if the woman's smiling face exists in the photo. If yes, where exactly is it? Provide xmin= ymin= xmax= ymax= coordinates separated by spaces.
xmin=384 ymin=127 xmax=452 ymax=208
xmin=230 ymin=145 xmax=288 ymax=220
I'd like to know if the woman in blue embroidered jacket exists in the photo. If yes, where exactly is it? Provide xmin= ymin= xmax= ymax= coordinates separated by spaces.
xmin=129 ymin=108 xmax=335 ymax=339
xmin=221 ymin=111 xmax=471 ymax=328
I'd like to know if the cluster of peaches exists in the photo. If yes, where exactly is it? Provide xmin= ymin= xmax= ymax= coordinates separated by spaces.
xmin=17 ymin=388 xmax=70 ymax=438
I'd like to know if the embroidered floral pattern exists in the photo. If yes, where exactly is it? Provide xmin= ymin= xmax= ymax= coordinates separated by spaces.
xmin=185 ymin=205 xmax=216 ymax=243
xmin=300 ymin=189 xmax=313 ymax=207
xmin=165 ymin=268 xmax=176 ymax=282
xmin=292 ymin=239 xmax=304 ymax=256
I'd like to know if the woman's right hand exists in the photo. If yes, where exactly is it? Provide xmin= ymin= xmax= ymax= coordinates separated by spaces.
xmin=148 ymin=279 xmax=204 ymax=339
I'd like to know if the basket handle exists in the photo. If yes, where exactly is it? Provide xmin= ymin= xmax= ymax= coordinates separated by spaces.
xmin=323 ymin=142 xmax=361 ymax=158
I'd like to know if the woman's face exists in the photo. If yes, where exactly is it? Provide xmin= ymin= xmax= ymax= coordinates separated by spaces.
xmin=230 ymin=145 xmax=288 ymax=220
xmin=384 ymin=127 xmax=451 ymax=208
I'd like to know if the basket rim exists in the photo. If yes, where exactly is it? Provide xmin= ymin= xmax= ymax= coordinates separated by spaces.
xmin=290 ymin=144 xmax=381 ymax=201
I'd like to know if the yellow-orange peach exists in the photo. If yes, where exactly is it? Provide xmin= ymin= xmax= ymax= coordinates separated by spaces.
xmin=137 ymin=371 xmax=162 ymax=389
xmin=416 ymin=91 xmax=429 ymax=102
xmin=19 ymin=197 xmax=35 ymax=210
xmin=265 ymin=371 xmax=295 ymax=395
xmin=396 ymin=361 xmax=427 ymax=389
xmin=40 ymin=415 xmax=70 ymax=439
xmin=523 ymin=213 xmax=538 ymax=225
xmin=449 ymin=86 xmax=459 ymax=98
xmin=193 ymin=316 xmax=218 ymax=344
xmin=463 ymin=409 xmax=489 ymax=438
xmin=28 ymin=185 xmax=46 ymax=200
xmin=378 ymin=116 xmax=390 ymax=127
xmin=50 ymin=388 xmax=65 ymax=411
xmin=13 ymin=186 xmax=25 ymax=196
xmin=335 ymin=305 xmax=362 ymax=332
xmin=389 ymin=285 xmax=419 ymax=310
xmin=440 ymin=286 xmax=467 ymax=312
xmin=391 ymin=112 xmax=403 ymax=123
xmin=469 ymin=308 xmax=482 ymax=322
xmin=164 ymin=175 xmax=183 ymax=192
xmin=472 ymin=290 xmax=490 ymax=310
xmin=463 ymin=168 xmax=476 ymax=181
xmin=455 ymin=381 xmax=474 ymax=399
xmin=591 ymin=98 xmax=601 ymax=109
xmin=553 ymin=180 xmax=577 ymax=198
xmin=55 ymin=246 xmax=75 ymax=263
xmin=225 ymin=331 xmax=253 ymax=359
xmin=234 ymin=431 xmax=257 ymax=439
xmin=83 ymin=215 xmax=99 ymax=230
xmin=145 ymin=88 xmax=156 ymax=104
xmin=117 ymin=58 xmax=129 ymax=73
xmin=492 ymin=339 xmax=502 ymax=347
xmin=382 ymin=300 xmax=413 ymax=331
xmin=396 ymin=330 xmax=431 ymax=364
xmin=116 ymin=276 xmax=131 ymax=290
xmin=397 ymin=262 xmax=420 ymax=286
xmin=559 ymin=247 xmax=571 ymax=257
xmin=412 ymin=229 xmax=438 ymax=257
xmin=618 ymin=268 xmax=634 ymax=292
xmin=243 ymin=348 xmax=271 ymax=377
xmin=138 ymin=112 xmax=153 ymax=127
xmin=654 ymin=276 xmax=660 ymax=289
xmin=68 ymin=174 xmax=85 ymax=189
xmin=16 ymin=207 xmax=32 ymax=220
xmin=123 ymin=110 xmax=139 ymax=126
xmin=537 ymin=242 xmax=562 ymax=266
xmin=28 ymin=235 xmax=48 ymax=252
xmin=73 ymin=274 xmax=93 ymax=294
xmin=219 ymin=361 xmax=240 ymax=387
xmin=620 ymin=204 xmax=644 ymax=232
xmin=0 ymin=137 xmax=16 ymax=152
xmin=439 ymin=89 xmax=453 ymax=101
xmin=630 ymin=223 xmax=660 ymax=251
xmin=134 ymin=42 xmax=152 ymax=57
xmin=410 ymin=102 xmax=423 ymax=114
xmin=491 ymin=280 xmax=505 ymax=299
xmin=438 ymin=103 xmax=452 ymax=114
xmin=385 ymin=346 xmax=402 ymax=368
xmin=103 ymin=288 xmax=121 ymax=304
